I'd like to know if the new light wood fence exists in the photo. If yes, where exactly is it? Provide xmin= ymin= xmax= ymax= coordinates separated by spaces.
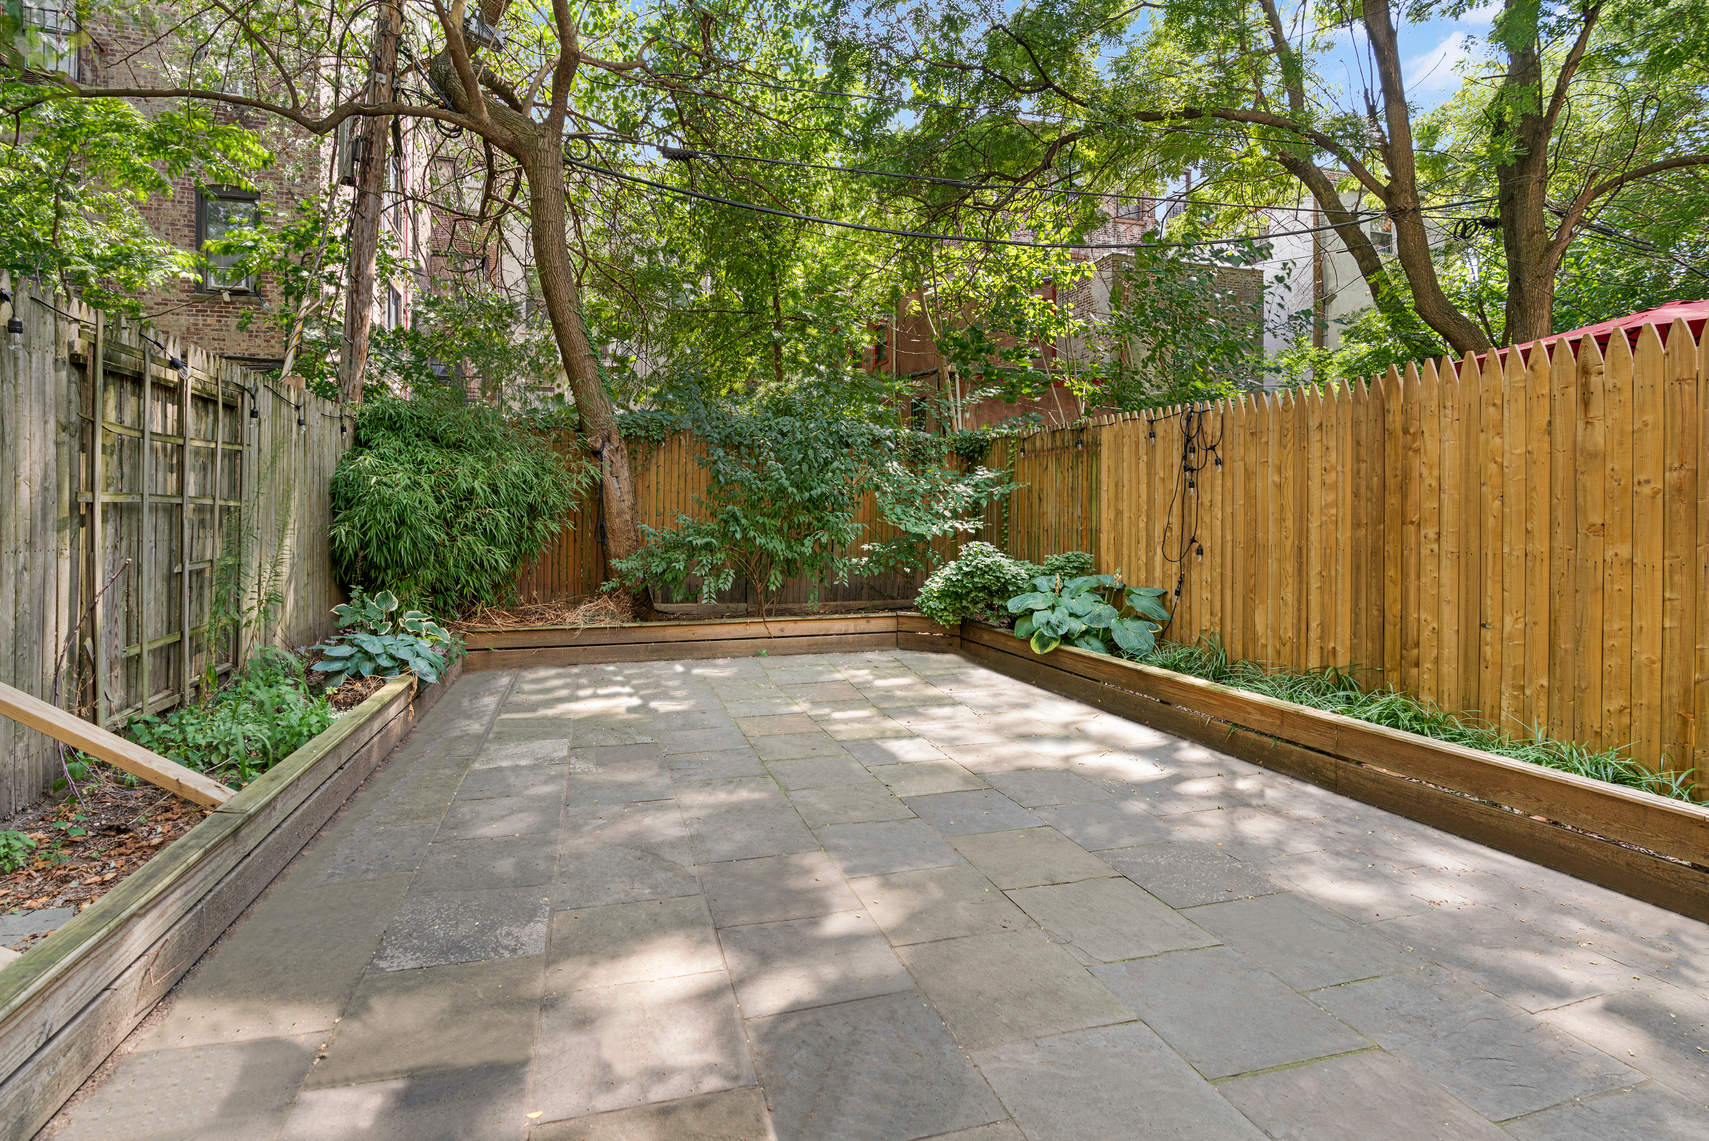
xmin=0 ymin=282 xmax=347 ymax=815
xmin=982 ymin=320 xmax=1708 ymax=790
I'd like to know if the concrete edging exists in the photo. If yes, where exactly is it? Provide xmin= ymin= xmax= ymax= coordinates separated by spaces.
xmin=0 ymin=665 xmax=458 ymax=1138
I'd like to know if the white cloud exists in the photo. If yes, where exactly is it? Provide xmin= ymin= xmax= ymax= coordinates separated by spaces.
xmin=1404 ymin=32 xmax=1472 ymax=95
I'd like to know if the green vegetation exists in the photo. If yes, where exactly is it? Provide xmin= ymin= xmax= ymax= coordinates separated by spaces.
xmin=915 ymin=543 xmax=1096 ymax=628
xmin=0 ymin=829 xmax=37 ymax=874
xmin=1142 ymin=639 xmax=1697 ymax=802
xmin=310 ymin=588 xmax=463 ymax=689
xmin=328 ymin=395 xmax=595 ymax=615
xmin=1008 ymin=573 xmax=1172 ymax=657
xmin=128 ymin=650 xmax=331 ymax=789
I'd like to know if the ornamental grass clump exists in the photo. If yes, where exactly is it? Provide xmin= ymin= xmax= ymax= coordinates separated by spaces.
xmin=328 ymin=394 xmax=594 ymax=615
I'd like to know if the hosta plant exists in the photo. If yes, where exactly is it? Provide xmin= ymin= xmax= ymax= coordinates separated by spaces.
xmin=311 ymin=588 xmax=463 ymax=688
xmin=1007 ymin=574 xmax=1171 ymax=657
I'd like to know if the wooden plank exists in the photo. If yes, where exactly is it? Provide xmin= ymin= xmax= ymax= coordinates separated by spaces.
xmin=1305 ymin=390 xmax=1326 ymax=665
xmin=1400 ymin=362 xmax=1422 ymax=692
xmin=1417 ymin=364 xmax=1441 ymax=700
xmin=1523 ymin=345 xmax=1552 ymax=736
xmin=1602 ymin=332 xmax=1635 ymax=755
xmin=91 ymin=312 xmax=108 ymax=725
xmin=1575 ymin=338 xmax=1609 ymax=744
xmin=1477 ymin=349 xmax=1504 ymax=726
xmin=1630 ymin=325 xmax=1667 ymax=772
xmin=1660 ymin=321 xmax=1699 ymax=784
xmin=1499 ymin=347 xmax=1528 ymax=731
xmin=139 ymin=339 xmax=153 ymax=725
xmin=0 ymin=680 xmax=231 ymax=807
xmin=959 ymin=623 xmax=1709 ymax=866
xmin=1437 ymin=361 xmax=1462 ymax=705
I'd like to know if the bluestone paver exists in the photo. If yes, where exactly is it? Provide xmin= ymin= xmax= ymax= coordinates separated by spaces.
xmin=46 ymin=654 xmax=1709 ymax=1141
xmin=1092 ymin=947 xmax=1370 ymax=1078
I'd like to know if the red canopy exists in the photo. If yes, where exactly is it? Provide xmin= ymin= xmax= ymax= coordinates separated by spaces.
xmin=1487 ymin=299 xmax=1709 ymax=364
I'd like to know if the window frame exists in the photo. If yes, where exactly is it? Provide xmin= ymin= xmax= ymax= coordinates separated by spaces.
xmin=195 ymin=188 xmax=261 ymax=295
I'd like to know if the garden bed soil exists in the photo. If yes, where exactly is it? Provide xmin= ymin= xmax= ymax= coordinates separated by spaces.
xmin=0 ymin=776 xmax=207 ymax=955
xmin=0 ymin=673 xmax=382 ymax=954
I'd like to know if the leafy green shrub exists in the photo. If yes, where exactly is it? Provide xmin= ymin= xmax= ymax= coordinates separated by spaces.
xmin=0 ymin=829 xmax=37 ymax=873
xmin=329 ymin=394 xmax=595 ymax=615
xmin=128 ymin=650 xmax=331 ymax=789
xmin=1034 ymin=550 xmax=1095 ymax=579
xmin=916 ymin=542 xmax=1038 ymax=627
xmin=853 ymin=456 xmax=1018 ymax=578
xmin=610 ymin=412 xmax=864 ymax=615
xmin=310 ymin=588 xmax=463 ymax=688
xmin=1008 ymin=573 xmax=1172 ymax=656
xmin=1142 ymin=638 xmax=1698 ymax=801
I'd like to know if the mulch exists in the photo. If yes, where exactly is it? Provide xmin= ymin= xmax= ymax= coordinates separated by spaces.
xmin=0 ymin=772 xmax=209 ymax=951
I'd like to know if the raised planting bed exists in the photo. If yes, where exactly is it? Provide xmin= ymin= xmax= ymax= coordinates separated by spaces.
xmin=958 ymin=621 xmax=1709 ymax=924
xmin=462 ymin=611 xmax=959 ymax=668
xmin=0 ymin=665 xmax=458 ymax=1139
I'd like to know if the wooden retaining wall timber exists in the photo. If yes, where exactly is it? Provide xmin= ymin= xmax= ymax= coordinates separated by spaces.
xmin=460 ymin=613 xmax=959 ymax=670
xmin=0 ymin=667 xmax=457 ymax=1139
xmin=958 ymin=622 xmax=1709 ymax=924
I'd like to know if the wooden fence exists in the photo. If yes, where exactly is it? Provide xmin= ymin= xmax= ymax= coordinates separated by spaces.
xmin=517 ymin=430 xmax=927 ymax=606
xmin=0 ymin=281 xmax=347 ymax=815
xmin=981 ymin=320 xmax=1708 ymax=789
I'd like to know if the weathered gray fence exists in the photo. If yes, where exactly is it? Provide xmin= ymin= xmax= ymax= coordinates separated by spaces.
xmin=0 ymin=279 xmax=347 ymax=815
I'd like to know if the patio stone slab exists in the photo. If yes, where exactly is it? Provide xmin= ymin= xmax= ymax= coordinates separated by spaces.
xmin=1188 ymin=893 xmax=1423 ymax=990
xmin=439 ymin=794 xmax=564 ymax=841
xmin=1539 ymin=984 xmax=1709 ymax=1098
xmin=737 ymin=713 xmax=823 ymax=736
xmin=1216 ymin=1050 xmax=1509 ymax=1140
xmin=533 ymin=971 xmax=755 ymax=1120
xmin=749 ymin=992 xmax=1005 ymax=1141
xmin=372 ymin=886 xmax=551 ymax=970
xmin=548 ymin=896 xmax=723 ymax=991
xmin=817 ymin=711 xmax=913 ymax=740
xmin=456 ymin=763 xmax=568 ymax=801
xmin=842 ymin=737 xmax=950 ymax=765
xmin=897 ymin=929 xmax=1134 ymax=1050
xmin=1099 ymin=841 xmax=1280 ymax=907
xmin=529 ymin=1089 xmax=776 ymax=1140
xmin=982 ymin=769 xmax=1112 ymax=807
xmin=1503 ymin=1083 xmax=1709 ymax=1140
xmin=413 ymin=835 xmax=558 ymax=893
xmin=699 ymin=851 xmax=862 ymax=928
xmin=719 ymin=911 xmax=912 ymax=1017
xmin=280 ymin=1063 xmax=532 ymax=1141
xmin=664 ymin=747 xmax=768 ymax=781
xmin=751 ymin=731 xmax=851 ymax=761
xmin=302 ymin=821 xmax=439 ymax=883
xmin=849 ymin=864 xmax=1030 ymax=946
xmin=1092 ymin=948 xmax=1369 ymax=1078
xmin=1314 ymin=966 xmax=1638 ymax=1120
xmin=816 ymin=820 xmax=962 ymax=877
xmin=723 ymin=696 xmax=804 ymax=717
xmin=904 ymin=790 xmax=1041 ymax=835
xmin=1030 ymin=801 xmax=1174 ymax=850
xmin=567 ymin=743 xmax=664 ymax=769
xmin=306 ymin=955 xmax=544 ymax=1088
xmin=564 ymin=768 xmax=675 ymax=808
xmin=950 ymin=827 xmax=1117 ymax=889
xmin=1005 ymin=876 xmax=1217 ymax=963
xmin=142 ymin=873 xmax=413 ymax=1048
xmin=870 ymin=760 xmax=987 ymax=796
xmin=682 ymin=802 xmax=820 ymax=864
xmin=973 ymin=1022 xmax=1265 ymax=1141
xmin=785 ymin=782 xmax=915 ymax=828
xmin=660 ymin=726 xmax=752 ymax=754
xmin=49 ymin=1035 xmax=319 ymax=1141
xmin=555 ymin=845 xmax=701 ymax=911
xmin=764 ymin=754 xmax=877 ymax=790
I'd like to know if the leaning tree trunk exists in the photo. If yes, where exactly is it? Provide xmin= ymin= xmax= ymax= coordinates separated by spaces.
xmin=339 ymin=0 xmax=401 ymax=403
xmin=523 ymin=144 xmax=650 ymax=609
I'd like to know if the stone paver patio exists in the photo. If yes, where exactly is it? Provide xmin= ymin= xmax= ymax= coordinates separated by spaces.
xmin=44 ymin=651 xmax=1709 ymax=1140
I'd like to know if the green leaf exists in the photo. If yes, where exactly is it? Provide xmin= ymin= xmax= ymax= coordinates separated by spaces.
xmin=1028 ymin=629 xmax=1061 ymax=655
xmin=1110 ymin=618 xmax=1158 ymax=657
xmin=1006 ymin=591 xmax=1056 ymax=613
xmin=1014 ymin=612 xmax=1038 ymax=639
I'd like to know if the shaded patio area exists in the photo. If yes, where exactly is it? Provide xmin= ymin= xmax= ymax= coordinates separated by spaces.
xmin=44 ymin=651 xmax=1709 ymax=1140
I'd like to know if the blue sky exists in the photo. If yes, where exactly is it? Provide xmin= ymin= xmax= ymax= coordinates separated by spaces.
xmin=1325 ymin=1 xmax=1504 ymax=107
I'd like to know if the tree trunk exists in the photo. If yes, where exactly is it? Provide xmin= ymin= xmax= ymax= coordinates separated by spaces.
xmin=1492 ymin=34 xmax=1557 ymax=346
xmin=339 ymin=0 xmax=401 ymax=403
xmin=522 ymin=144 xmax=650 ymax=608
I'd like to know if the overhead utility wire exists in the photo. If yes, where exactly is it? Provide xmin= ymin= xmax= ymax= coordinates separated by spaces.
xmin=567 ymin=154 xmax=1402 ymax=248
xmin=649 ymin=142 xmax=1497 ymax=216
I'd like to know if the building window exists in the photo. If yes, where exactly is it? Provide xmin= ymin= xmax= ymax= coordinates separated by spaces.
xmin=387 ymin=285 xmax=403 ymax=330
xmin=18 ymin=2 xmax=79 ymax=79
xmin=197 ymin=190 xmax=259 ymax=293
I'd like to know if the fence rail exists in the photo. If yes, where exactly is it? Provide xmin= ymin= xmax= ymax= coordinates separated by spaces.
xmin=981 ymin=320 xmax=1708 ymax=790
xmin=0 ymin=281 xmax=346 ymax=815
